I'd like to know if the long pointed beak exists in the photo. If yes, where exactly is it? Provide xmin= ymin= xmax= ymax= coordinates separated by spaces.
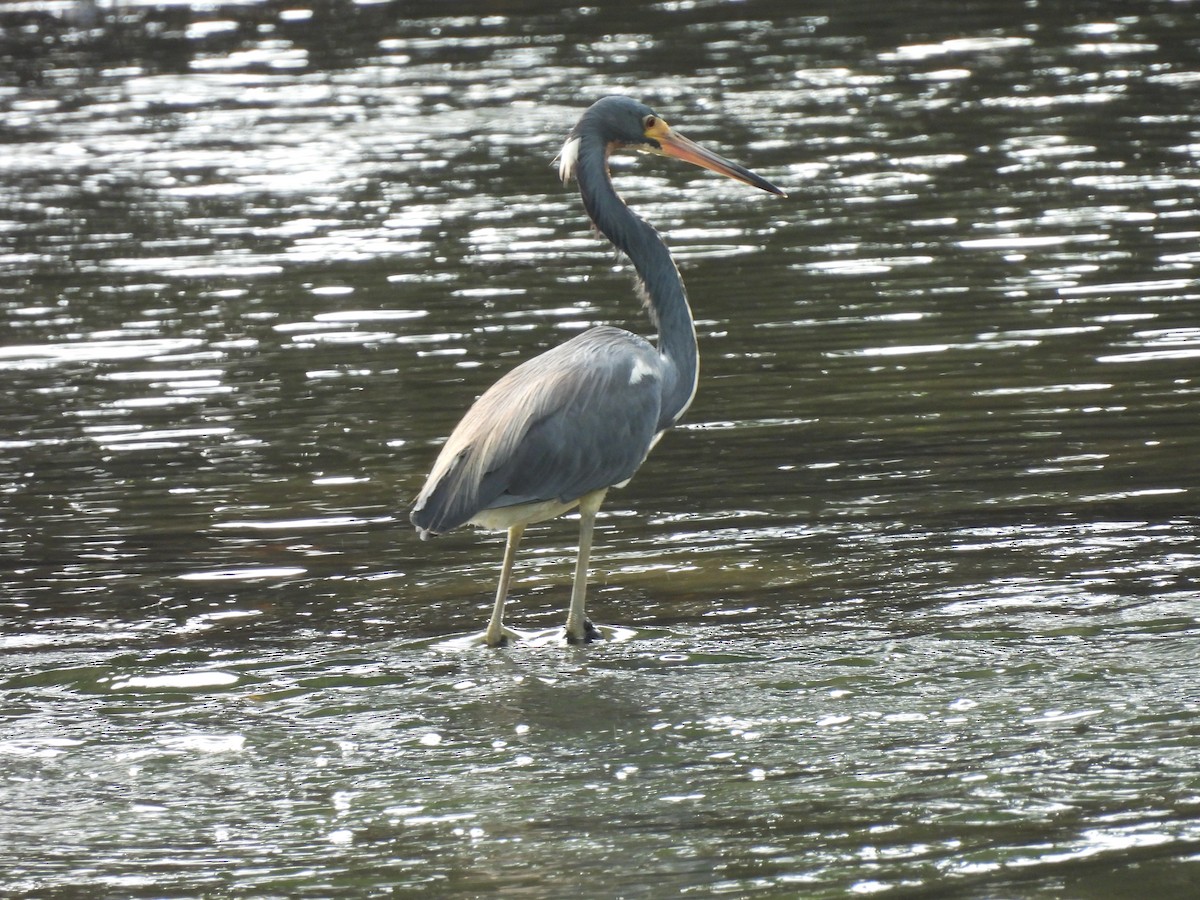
xmin=654 ymin=127 xmax=787 ymax=197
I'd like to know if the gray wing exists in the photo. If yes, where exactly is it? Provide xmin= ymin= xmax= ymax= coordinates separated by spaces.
xmin=411 ymin=326 xmax=663 ymax=536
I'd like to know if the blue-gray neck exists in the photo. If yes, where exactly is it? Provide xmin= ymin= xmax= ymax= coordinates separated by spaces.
xmin=574 ymin=136 xmax=698 ymax=429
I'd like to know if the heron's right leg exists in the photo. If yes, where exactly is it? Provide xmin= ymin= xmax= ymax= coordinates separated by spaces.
xmin=564 ymin=489 xmax=607 ymax=644
xmin=484 ymin=524 xmax=524 ymax=647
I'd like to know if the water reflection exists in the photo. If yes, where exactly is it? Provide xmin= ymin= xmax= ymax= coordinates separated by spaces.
xmin=3 ymin=0 xmax=1200 ymax=896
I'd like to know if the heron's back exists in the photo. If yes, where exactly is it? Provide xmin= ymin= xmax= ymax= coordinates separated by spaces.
xmin=411 ymin=326 xmax=665 ymax=537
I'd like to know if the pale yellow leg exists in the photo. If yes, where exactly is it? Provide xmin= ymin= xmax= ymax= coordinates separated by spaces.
xmin=564 ymin=489 xmax=607 ymax=644
xmin=484 ymin=524 xmax=524 ymax=647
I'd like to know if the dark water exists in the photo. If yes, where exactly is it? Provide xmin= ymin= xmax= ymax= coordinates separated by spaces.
xmin=3 ymin=1 xmax=1199 ymax=896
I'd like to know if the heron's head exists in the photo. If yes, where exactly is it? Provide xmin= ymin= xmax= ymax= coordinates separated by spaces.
xmin=559 ymin=95 xmax=786 ymax=197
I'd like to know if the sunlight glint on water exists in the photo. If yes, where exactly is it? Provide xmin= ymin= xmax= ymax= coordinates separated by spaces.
xmin=2 ymin=2 xmax=1199 ymax=897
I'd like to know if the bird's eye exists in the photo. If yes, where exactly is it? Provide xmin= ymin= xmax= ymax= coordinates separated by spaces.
xmin=643 ymin=115 xmax=657 ymax=129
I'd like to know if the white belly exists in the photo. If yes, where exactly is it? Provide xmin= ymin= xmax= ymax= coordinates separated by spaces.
xmin=468 ymin=496 xmax=582 ymax=531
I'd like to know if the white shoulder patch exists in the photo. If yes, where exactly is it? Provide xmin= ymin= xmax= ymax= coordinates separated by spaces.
xmin=628 ymin=357 xmax=657 ymax=385
xmin=558 ymin=136 xmax=580 ymax=184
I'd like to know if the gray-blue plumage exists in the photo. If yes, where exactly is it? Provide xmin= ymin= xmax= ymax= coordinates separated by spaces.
xmin=412 ymin=326 xmax=665 ymax=536
xmin=408 ymin=96 xmax=783 ymax=646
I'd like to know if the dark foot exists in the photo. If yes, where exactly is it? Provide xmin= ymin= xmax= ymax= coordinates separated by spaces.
xmin=566 ymin=619 xmax=601 ymax=645
xmin=433 ymin=626 xmax=523 ymax=650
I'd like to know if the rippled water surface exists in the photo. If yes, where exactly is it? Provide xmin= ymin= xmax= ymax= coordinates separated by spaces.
xmin=3 ymin=1 xmax=1199 ymax=896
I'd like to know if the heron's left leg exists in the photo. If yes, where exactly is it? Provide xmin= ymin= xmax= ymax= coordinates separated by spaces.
xmin=484 ymin=524 xmax=524 ymax=647
xmin=564 ymin=488 xmax=608 ymax=644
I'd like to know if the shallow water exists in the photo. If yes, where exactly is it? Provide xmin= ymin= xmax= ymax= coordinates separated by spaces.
xmin=2 ymin=1 xmax=1199 ymax=897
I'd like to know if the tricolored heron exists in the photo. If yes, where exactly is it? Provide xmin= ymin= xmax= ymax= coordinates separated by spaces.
xmin=411 ymin=96 xmax=784 ymax=646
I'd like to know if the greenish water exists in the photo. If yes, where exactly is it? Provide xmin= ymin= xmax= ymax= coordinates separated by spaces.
xmin=2 ymin=1 xmax=1199 ymax=897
